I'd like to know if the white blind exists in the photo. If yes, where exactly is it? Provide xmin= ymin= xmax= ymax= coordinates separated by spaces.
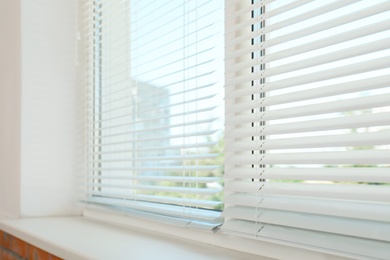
xmin=82 ymin=0 xmax=224 ymax=229
xmin=223 ymin=0 xmax=390 ymax=258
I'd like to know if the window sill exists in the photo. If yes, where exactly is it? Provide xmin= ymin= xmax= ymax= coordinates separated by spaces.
xmin=0 ymin=211 xmax=357 ymax=260
xmin=0 ymin=216 xmax=264 ymax=260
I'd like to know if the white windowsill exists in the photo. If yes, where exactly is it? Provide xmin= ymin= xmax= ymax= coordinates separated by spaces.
xmin=0 ymin=216 xmax=264 ymax=260
xmin=0 ymin=212 xmax=357 ymax=260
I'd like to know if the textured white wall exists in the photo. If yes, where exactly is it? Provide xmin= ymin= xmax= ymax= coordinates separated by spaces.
xmin=20 ymin=0 xmax=81 ymax=216
xmin=0 ymin=0 xmax=22 ymax=218
xmin=0 ymin=0 xmax=81 ymax=217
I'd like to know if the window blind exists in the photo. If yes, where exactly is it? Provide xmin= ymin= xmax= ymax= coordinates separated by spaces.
xmin=82 ymin=0 xmax=224 ymax=229
xmin=223 ymin=0 xmax=390 ymax=258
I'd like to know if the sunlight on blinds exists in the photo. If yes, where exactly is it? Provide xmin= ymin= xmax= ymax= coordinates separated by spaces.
xmin=223 ymin=1 xmax=390 ymax=258
xmin=83 ymin=0 xmax=225 ymax=229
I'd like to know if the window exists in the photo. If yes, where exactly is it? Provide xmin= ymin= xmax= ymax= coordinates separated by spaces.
xmin=84 ymin=0 xmax=225 ymax=229
xmin=223 ymin=0 xmax=390 ymax=258
xmin=83 ymin=0 xmax=390 ymax=258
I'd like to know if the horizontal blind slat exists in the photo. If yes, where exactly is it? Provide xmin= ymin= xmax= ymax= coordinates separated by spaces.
xmin=88 ymin=176 xmax=219 ymax=183
xmin=88 ymin=191 xmax=221 ymax=208
xmin=226 ymin=150 xmax=390 ymax=165
xmin=227 ymin=74 xmax=390 ymax=101
xmin=86 ymin=197 xmax=220 ymax=221
xmin=225 ymin=130 xmax=390 ymax=150
xmin=224 ymin=181 xmax=390 ymax=203
xmin=224 ymin=167 xmax=390 ymax=183
xmin=226 ymin=112 xmax=390 ymax=136
xmin=224 ymin=194 xmax=390 ymax=222
xmin=90 ymin=141 xmax=219 ymax=154
xmin=223 ymin=206 xmax=390 ymax=242
xmin=88 ymin=183 xmax=221 ymax=195
xmin=227 ymin=93 xmax=390 ymax=120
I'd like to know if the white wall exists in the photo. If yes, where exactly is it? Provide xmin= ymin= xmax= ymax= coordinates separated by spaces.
xmin=0 ymin=0 xmax=22 ymax=218
xmin=20 ymin=0 xmax=81 ymax=217
xmin=0 ymin=0 xmax=81 ymax=217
